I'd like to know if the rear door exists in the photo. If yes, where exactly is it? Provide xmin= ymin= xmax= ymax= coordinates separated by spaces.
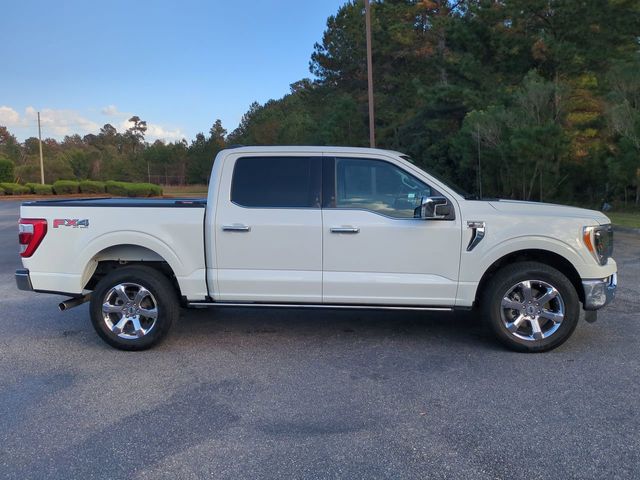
xmin=321 ymin=156 xmax=462 ymax=306
xmin=214 ymin=154 xmax=322 ymax=302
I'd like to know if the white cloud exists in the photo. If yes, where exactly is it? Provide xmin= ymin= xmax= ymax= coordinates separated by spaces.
xmin=1 ymin=105 xmax=186 ymax=142
xmin=0 ymin=106 xmax=26 ymax=126
xmin=146 ymin=123 xmax=186 ymax=142
xmin=120 ymin=117 xmax=185 ymax=142
xmin=24 ymin=106 xmax=100 ymax=137
xmin=101 ymin=104 xmax=128 ymax=117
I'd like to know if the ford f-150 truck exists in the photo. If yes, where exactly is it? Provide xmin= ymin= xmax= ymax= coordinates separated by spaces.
xmin=15 ymin=146 xmax=617 ymax=352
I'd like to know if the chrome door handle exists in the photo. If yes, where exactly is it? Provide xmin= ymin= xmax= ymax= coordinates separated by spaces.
xmin=330 ymin=226 xmax=360 ymax=234
xmin=222 ymin=224 xmax=251 ymax=232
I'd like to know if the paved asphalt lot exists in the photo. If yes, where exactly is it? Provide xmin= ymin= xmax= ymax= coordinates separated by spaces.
xmin=0 ymin=200 xmax=638 ymax=479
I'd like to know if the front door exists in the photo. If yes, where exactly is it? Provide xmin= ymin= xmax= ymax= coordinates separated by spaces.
xmin=322 ymin=156 xmax=462 ymax=306
xmin=214 ymin=154 xmax=322 ymax=302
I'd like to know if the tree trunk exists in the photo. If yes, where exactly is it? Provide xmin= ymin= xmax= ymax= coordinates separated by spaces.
xmin=436 ymin=1 xmax=448 ymax=86
xmin=540 ymin=169 xmax=543 ymax=202
xmin=438 ymin=35 xmax=448 ymax=86
xmin=526 ymin=164 xmax=539 ymax=201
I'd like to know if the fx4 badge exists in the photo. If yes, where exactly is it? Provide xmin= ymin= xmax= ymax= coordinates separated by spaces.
xmin=53 ymin=219 xmax=89 ymax=229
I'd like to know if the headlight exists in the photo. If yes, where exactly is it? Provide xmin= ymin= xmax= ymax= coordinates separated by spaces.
xmin=583 ymin=224 xmax=614 ymax=265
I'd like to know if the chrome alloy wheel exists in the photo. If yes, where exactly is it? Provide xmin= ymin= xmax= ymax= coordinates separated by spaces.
xmin=500 ymin=280 xmax=565 ymax=341
xmin=102 ymin=283 xmax=158 ymax=340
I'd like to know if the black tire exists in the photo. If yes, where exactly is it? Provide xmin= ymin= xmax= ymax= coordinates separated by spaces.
xmin=89 ymin=265 xmax=179 ymax=351
xmin=481 ymin=261 xmax=580 ymax=353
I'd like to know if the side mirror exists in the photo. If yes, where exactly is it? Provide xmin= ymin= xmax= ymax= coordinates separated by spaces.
xmin=419 ymin=196 xmax=451 ymax=219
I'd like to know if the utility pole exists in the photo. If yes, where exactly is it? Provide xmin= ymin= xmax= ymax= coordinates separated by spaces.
xmin=365 ymin=0 xmax=375 ymax=148
xmin=477 ymin=123 xmax=482 ymax=199
xmin=37 ymin=112 xmax=45 ymax=184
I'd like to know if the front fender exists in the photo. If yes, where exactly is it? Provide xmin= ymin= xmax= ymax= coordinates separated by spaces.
xmin=473 ymin=235 xmax=585 ymax=281
xmin=455 ymin=234 xmax=617 ymax=308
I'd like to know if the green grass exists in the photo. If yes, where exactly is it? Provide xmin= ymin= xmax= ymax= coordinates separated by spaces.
xmin=608 ymin=212 xmax=640 ymax=229
xmin=163 ymin=184 xmax=208 ymax=197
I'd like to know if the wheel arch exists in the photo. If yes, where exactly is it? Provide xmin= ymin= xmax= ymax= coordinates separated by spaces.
xmin=474 ymin=249 xmax=584 ymax=307
xmin=81 ymin=244 xmax=182 ymax=297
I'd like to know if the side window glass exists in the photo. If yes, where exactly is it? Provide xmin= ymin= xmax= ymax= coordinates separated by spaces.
xmin=231 ymin=156 xmax=321 ymax=208
xmin=335 ymin=158 xmax=435 ymax=218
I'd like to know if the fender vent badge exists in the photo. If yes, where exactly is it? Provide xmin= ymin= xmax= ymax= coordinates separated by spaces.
xmin=467 ymin=221 xmax=486 ymax=252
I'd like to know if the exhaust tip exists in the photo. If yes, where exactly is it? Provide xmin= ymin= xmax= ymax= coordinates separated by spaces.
xmin=58 ymin=294 xmax=90 ymax=312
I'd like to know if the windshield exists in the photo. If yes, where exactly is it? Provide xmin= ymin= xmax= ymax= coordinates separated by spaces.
xmin=400 ymin=155 xmax=476 ymax=199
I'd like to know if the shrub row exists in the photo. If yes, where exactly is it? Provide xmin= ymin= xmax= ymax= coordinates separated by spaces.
xmin=52 ymin=180 xmax=78 ymax=194
xmin=25 ymin=183 xmax=54 ymax=195
xmin=105 ymin=181 xmax=163 ymax=197
xmin=0 ymin=183 xmax=31 ymax=195
xmin=0 ymin=180 xmax=162 ymax=197
xmin=80 ymin=180 xmax=106 ymax=194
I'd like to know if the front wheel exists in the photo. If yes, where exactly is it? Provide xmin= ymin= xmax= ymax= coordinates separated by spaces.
xmin=481 ymin=261 xmax=580 ymax=352
xmin=89 ymin=265 xmax=179 ymax=350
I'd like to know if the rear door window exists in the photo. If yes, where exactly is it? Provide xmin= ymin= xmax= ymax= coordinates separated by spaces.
xmin=231 ymin=156 xmax=321 ymax=208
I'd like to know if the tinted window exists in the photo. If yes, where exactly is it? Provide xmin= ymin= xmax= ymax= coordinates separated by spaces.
xmin=335 ymin=158 xmax=434 ymax=218
xmin=231 ymin=156 xmax=321 ymax=208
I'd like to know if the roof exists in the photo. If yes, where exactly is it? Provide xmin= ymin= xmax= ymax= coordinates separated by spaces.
xmin=220 ymin=145 xmax=407 ymax=157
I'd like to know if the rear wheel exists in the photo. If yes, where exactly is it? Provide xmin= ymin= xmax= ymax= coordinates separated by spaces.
xmin=89 ymin=265 xmax=179 ymax=350
xmin=481 ymin=261 xmax=580 ymax=352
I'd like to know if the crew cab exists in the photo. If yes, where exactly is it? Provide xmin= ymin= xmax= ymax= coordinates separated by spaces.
xmin=15 ymin=146 xmax=617 ymax=352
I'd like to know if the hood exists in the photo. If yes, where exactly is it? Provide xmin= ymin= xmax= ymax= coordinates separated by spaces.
xmin=488 ymin=200 xmax=610 ymax=225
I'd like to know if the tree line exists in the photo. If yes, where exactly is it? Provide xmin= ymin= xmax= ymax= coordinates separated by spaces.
xmin=228 ymin=0 xmax=640 ymax=207
xmin=1 ymin=0 xmax=639 ymax=206
xmin=0 ymin=117 xmax=227 ymax=186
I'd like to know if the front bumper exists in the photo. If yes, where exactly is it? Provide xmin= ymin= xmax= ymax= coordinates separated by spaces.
xmin=582 ymin=273 xmax=617 ymax=311
xmin=15 ymin=269 xmax=33 ymax=291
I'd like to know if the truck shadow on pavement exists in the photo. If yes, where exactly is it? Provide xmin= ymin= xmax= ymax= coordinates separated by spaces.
xmin=171 ymin=307 xmax=497 ymax=351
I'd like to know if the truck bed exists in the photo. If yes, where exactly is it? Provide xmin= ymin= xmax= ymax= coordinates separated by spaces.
xmin=20 ymin=197 xmax=209 ymax=300
xmin=22 ymin=197 xmax=207 ymax=208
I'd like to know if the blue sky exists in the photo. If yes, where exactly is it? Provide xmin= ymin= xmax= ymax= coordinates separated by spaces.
xmin=1 ymin=0 xmax=347 ymax=142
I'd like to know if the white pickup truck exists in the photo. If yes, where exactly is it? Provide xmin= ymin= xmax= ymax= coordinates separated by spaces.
xmin=16 ymin=146 xmax=617 ymax=352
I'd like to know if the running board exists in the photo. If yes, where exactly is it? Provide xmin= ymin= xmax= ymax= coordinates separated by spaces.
xmin=186 ymin=302 xmax=453 ymax=312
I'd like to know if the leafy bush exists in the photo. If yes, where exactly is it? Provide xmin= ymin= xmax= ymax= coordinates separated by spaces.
xmin=0 ymin=158 xmax=14 ymax=182
xmin=105 ymin=180 xmax=129 ymax=196
xmin=125 ymin=183 xmax=152 ymax=197
xmin=33 ymin=184 xmax=54 ymax=195
xmin=24 ymin=183 xmax=38 ymax=193
xmin=53 ymin=180 xmax=80 ymax=194
xmin=0 ymin=182 xmax=30 ymax=195
xmin=126 ymin=183 xmax=163 ymax=197
xmin=79 ymin=180 xmax=106 ymax=194
xmin=0 ymin=187 xmax=5 ymax=195
xmin=149 ymin=184 xmax=163 ymax=196
xmin=25 ymin=183 xmax=54 ymax=195
xmin=105 ymin=181 xmax=162 ymax=197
